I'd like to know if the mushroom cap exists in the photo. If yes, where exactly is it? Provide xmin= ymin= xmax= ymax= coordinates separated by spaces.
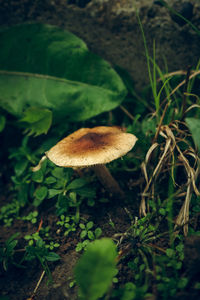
xmin=46 ymin=126 xmax=137 ymax=167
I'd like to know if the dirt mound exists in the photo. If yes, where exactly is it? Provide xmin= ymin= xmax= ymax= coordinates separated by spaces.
xmin=0 ymin=0 xmax=199 ymax=90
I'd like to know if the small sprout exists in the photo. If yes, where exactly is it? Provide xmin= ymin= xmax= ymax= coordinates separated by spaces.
xmin=56 ymin=215 xmax=77 ymax=236
xmin=24 ymin=232 xmax=42 ymax=246
xmin=76 ymin=240 xmax=90 ymax=252
xmin=0 ymin=233 xmax=20 ymax=271
xmin=76 ymin=220 xmax=102 ymax=252
xmin=21 ymin=211 xmax=38 ymax=224
xmin=112 ymin=277 xmax=118 ymax=283
xmin=69 ymin=280 xmax=76 ymax=288
xmin=46 ymin=241 xmax=60 ymax=250
xmin=40 ymin=226 xmax=51 ymax=238
xmin=79 ymin=221 xmax=102 ymax=241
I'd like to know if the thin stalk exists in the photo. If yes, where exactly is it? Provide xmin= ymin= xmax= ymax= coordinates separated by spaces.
xmin=137 ymin=14 xmax=161 ymax=120
xmin=181 ymin=66 xmax=191 ymax=120
xmin=152 ymin=40 xmax=159 ymax=118
xmin=32 ymin=271 xmax=45 ymax=298
xmin=137 ymin=14 xmax=156 ymax=100
xmin=91 ymin=164 xmax=125 ymax=200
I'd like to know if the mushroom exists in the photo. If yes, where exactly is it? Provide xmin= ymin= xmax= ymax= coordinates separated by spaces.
xmin=46 ymin=126 xmax=137 ymax=199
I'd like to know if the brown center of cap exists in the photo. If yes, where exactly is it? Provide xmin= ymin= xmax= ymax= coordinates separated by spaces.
xmin=65 ymin=132 xmax=111 ymax=155
xmin=46 ymin=126 xmax=138 ymax=167
xmin=74 ymin=132 xmax=107 ymax=147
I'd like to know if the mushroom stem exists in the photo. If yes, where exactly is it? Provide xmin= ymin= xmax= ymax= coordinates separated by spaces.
xmin=91 ymin=164 xmax=125 ymax=199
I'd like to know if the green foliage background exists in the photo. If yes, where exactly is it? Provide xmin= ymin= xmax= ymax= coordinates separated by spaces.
xmin=0 ymin=23 xmax=127 ymax=134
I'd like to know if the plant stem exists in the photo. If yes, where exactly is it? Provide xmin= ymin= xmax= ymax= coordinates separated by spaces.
xmin=91 ymin=164 xmax=125 ymax=200
xmin=181 ymin=66 xmax=191 ymax=120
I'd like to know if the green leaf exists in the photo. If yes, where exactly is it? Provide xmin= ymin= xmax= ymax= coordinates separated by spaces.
xmin=32 ymin=211 xmax=38 ymax=217
xmin=32 ymin=169 xmax=44 ymax=183
xmin=0 ymin=23 xmax=127 ymax=125
xmin=88 ymin=231 xmax=95 ymax=240
xmin=177 ymin=277 xmax=188 ymax=289
xmin=55 ymin=194 xmax=69 ymax=215
xmin=45 ymin=176 xmax=57 ymax=184
xmin=95 ymin=228 xmax=102 ymax=238
xmin=68 ymin=192 xmax=77 ymax=203
xmin=86 ymin=221 xmax=94 ymax=230
xmin=51 ymin=167 xmax=64 ymax=179
xmin=79 ymin=223 xmax=85 ymax=229
xmin=159 ymin=208 xmax=166 ymax=216
xmin=185 ymin=117 xmax=200 ymax=150
xmin=76 ymin=243 xmax=83 ymax=252
xmin=14 ymin=159 xmax=28 ymax=176
xmin=48 ymin=188 xmax=62 ymax=199
xmin=67 ymin=178 xmax=87 ymax=190
xmin=166 ymin=248 xmax=175 ymax=258
xmin=45 ymin=252 xmax=60 ymax=262
xmin=75 ymin=238 xmax=118 ymax=300
xmin=121 ymin=282 xmax=148 ymax=300
xmin=17 ymin=182 xmax=29 ymax=205
xmin=35 ymin=186 xmax=48 ymax=201
xmin=19 ymin=107 xmax=52 ymax=136
xmin=6 ymin=232 xmax=20 ymax=248
xmin=142 ymin=118 xmax=156 ymax=135
xmin=0 ymin=114 xmax=6 ymax=132
xmin=80 ymin=230 xmax=87 ymax=239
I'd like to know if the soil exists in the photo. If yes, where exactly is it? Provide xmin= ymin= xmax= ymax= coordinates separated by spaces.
xmin=0 ymin=184 xmax=138 ymax=299
xmin=0 ymin=0 xmax=200 ymax=299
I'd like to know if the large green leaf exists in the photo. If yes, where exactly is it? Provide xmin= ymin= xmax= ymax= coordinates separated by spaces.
xmin=19 ymin=107 xmax=52 ymax=136
xmin=75 ymin=238 xmax=118 ymax=300
xmin=0 ymin=23 xmax=127 ymax=124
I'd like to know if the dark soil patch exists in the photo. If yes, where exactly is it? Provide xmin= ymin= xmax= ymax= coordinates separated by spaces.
xmin=0 ymin=190 xmax=139 ymax=299
xmin=1 ymin=0 xmax=200 ymax=91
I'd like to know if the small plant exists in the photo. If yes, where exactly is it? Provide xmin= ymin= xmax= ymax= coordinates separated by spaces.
xmin=56 ymin=215 xmax=78 ymax=236
xmin=69 ymin=278 xmax=76 ymax=289
xmin=75 ymin=240 xmax=90 ymax=252
xmin=0 ymin=200 xmax=21 ymax=227
xmin=76 ymin=221 xmax=102 ymax=252
xmin=155 ymin=240 xmax=188 ymax=298
xmin=117 ymin=214 xmax=158 ymax=255
xmin=23 ymin=238 xmax=60 ymax=283
xmin=20 ymin=211 xmax=38 ymax=224
xmin=32 ymin=159 xmax=96 ymax=216
xmin=113 ymin=206 xmax=169 ymax=289
xmin=9 ymin=136 xmax=38 ymax=207
xmin=113 ymin=282 xmax=150 ymax=300
xmin=0 ymin=233 xmax=20 ymax=271
xmin=115 ymin=207 xmax=189 ymax=299
xmin=24 ymin=225 xmax=59 ymax=249
xmin=79 ymin=221 xmax=102 ymax=240
xmin=46 ymin=241 xmax=60 ymax=251
xmin=24 ymin=232 xmax=42 ymax=246
xmin=40 ymin=226 xmax=51 ymax=239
